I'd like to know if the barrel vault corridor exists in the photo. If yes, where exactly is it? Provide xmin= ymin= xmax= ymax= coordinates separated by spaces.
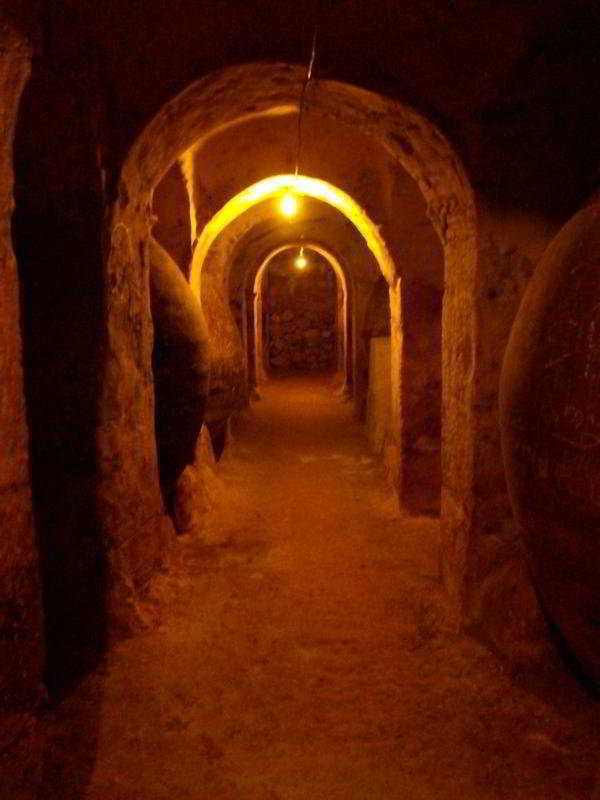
xmin=2 ymin=2 xmax=600 ymax=798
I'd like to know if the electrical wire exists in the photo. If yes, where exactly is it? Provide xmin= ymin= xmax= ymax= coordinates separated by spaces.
xmin=294 ymin=27 xmax=318 ymax=178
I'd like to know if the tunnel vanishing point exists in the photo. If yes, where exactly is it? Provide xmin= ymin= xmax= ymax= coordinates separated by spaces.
xmin=2 ymin=1 xmax=600 ymax=797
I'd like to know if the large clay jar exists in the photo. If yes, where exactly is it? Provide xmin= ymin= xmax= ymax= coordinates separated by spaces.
xmin=500 ymin=200 xmax=600 ymax=683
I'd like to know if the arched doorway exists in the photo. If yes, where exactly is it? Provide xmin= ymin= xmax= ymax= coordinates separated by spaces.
xmin=108 ymin=62 xmax=476 ymax=627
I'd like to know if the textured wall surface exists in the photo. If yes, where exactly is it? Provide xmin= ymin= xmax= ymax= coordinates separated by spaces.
xmin=367 ymin=337 xmax=391 ymax=455
xmin=0 ymin=8 xmax=40 ymax=709
xmin=0 ymin=10 xmax=45 ymax=794
xmin=501 ymin=200 xmax=600 ymax=679
xmin=152 ymin=161 xmax=192 ymax=275
xmin=402 ymin=280 xmax=443 ymax=516
xmin=265 ymin=253 xmax=337 ymax=374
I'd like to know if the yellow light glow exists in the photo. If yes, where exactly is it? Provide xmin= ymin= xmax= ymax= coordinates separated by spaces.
xmin=191 ymin=174 xmax=395 ymax=291
xmin=295 ymin=247 xmax=307 ymax=269
xmin=280 ymin=192 xmax=298 ymax=217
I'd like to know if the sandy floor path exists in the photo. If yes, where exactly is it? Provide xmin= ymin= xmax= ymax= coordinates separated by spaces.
xmin=37 ymin=377 xmax=599 ymax=799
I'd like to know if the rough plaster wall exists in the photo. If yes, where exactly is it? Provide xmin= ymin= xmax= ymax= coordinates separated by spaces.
xmin=438 ymin=207 xmax=477 ymax=620
xmin=360 ymin=276 xmax=391 ymax=425
xmin=200 ymin=240 xmax=247 ymax=423
xmin=352 ymin=276 xmax=381 ymax=422
xmin=367 ymin=337 xmax=391 ymax=454
xmin=465 ymin=208 xmax=558 ymax=656
xmin=10 ymin=7 xmax=174 ymax=707
xmin=101 ymin=218 xmax=175 ymax=630
xmin=363 ymin=277 xmax=391 ymax=340
xmin=402 ymin=282 xmax=442 ymax=450
xmin=11 ymin=5 xmax=114 ymax=692
xmin=0 ymin=10 xmax=43 ymax=757
xmin=402 ymin=280 xmax=442 ymax=516
xmin=151 ymin=160 xmax=192 ymax=275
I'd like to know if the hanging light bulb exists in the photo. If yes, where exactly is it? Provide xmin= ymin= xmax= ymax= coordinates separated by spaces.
xmin=295 ymin=246 xmax=308 ymax=270
xmin=280 ymin=192 xmax=298 ymax=218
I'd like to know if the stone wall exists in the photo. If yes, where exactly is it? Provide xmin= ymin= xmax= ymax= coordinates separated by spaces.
xmin=367 ymin=337 xmax=391 ymax=454
xmin=265 ymin=253 xmax=337 ymax=374
xmin=11 ymin=4 xmax=175 ymax=694
xmin=200 ymin=242 xmax=247 ymax=423
xmin=0 ymin=11 xmax=44 ymax=785
xmin=402 ymin=280 xmax=443 ymax=516
xmin=11 ymin=5 xmax=112 ymax=691
xmin=464 ymin=208 xmax=559 ymax=659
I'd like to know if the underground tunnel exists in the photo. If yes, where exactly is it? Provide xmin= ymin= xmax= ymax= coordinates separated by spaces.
xmin=2 ymin=2 xmax=600 ymax=797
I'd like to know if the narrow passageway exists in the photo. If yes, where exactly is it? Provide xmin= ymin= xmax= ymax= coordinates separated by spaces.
xmin=39 ymin=378 xmax=598 ymax=800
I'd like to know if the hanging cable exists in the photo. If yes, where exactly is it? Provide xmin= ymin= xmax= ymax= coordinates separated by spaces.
xmin=294 ymin=27 xmax=318 ymax=178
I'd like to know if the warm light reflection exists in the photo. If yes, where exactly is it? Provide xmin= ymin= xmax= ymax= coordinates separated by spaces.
xmin=280 ymin=192 xmax=298 ymax=217
xmin=295 ymin=247 xmax=307 ymax=269
xmin=191 ymin=174 xmax=395 ymax=291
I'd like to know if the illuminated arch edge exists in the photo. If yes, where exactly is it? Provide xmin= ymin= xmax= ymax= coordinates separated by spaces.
xmin=190 ymin=174 xmax=395 ymax=291
xmin=253 ymin=242 xmax=348 ymax=298
xmin=251 ymin=242 xmax=349 ymax=387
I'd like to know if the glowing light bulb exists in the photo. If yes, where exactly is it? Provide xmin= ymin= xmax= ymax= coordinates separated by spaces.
xmin=280 ymin=192 xmax=297 ymax=217
xmin=295 ymin=247 xmax=307 ymax=270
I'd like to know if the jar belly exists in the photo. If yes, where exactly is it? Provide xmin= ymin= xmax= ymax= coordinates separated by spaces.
xmin=500 ymin=201 xmax=600 ymax=683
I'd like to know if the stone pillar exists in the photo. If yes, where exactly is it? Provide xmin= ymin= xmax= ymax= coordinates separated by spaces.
xmin=438 ymin=213 xmax=478 ymax=628
xmin=352 ymin=277 xmax=374 ymax=420
xmin=245 ymin=287 xmax=258 ymax=394
xmin=366 ymin=336 xmax=391 ymax=454
xmin=388 ymin=278 xmax=403 ymax=495
xmin=441 ymin=206 xmax=547 ymax=657
xmin=254 ymin=277 xmax=268 ymax=384
xmin=200 ymin=266 xmax=246 ymax=424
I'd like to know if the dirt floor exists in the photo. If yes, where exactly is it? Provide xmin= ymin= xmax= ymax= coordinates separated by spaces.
xmin=35 ymin=376 xmax=599 ymax=799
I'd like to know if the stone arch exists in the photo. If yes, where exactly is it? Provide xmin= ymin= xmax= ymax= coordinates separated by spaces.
xmin=201 ymin=194 xmax=383 ymax=423
xmin=190 ymin=174 xmax=395 ymax=291
xmin=109 ymin=61 xmax=477 ymax=622
xmin=196 ymin=189 xmax=381 ymax=423
xmin=251 ymin=242 xmax=350 ymax=388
